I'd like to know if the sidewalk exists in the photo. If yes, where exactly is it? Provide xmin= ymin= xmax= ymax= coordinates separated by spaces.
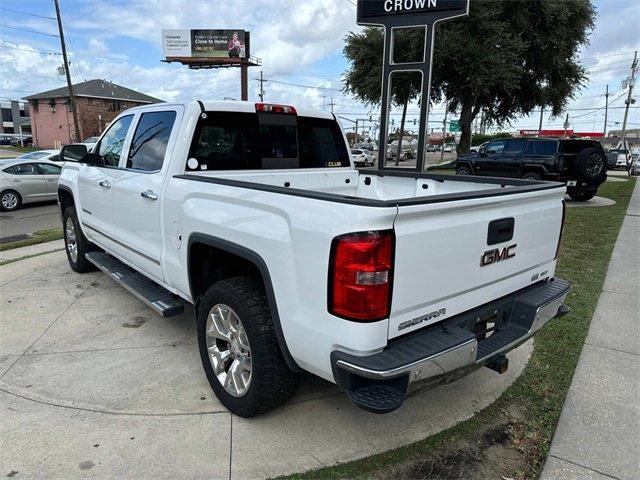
xmin=541 ymin=180 xmax=640 ymax=480
xmin=0 ymin=239 xmax=65 ymax=262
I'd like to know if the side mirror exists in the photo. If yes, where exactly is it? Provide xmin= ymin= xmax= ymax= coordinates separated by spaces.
xmin=479 ymin=147 xmax=487 ymax=156
xmin=61 ymin=144 xmax=88 ymax=163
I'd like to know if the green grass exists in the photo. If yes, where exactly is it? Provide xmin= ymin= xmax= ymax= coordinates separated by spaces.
xmin=0 ymin=228 xmax=63 ymax=252
xmin=284 ymin=178 xmax=636 ymax=480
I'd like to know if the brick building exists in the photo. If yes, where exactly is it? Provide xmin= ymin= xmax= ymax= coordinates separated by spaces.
xmin=24 ymin=79 xmax=161 ymax=148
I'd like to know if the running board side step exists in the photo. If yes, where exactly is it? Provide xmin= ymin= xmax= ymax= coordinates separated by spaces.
xmin=86 ymin=251 xmax=185 ymax=317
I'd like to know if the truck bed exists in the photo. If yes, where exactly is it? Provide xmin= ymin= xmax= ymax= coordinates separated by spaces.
xmin=174 ymin=168 xmax=564 ymax=207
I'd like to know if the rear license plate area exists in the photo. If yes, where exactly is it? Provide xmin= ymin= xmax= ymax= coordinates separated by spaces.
xmin=472 ymin=309 xmax=504 ymax=341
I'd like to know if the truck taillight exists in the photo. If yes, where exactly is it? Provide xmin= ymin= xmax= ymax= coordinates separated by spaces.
xmin=255 ymin=103 xmax=297 ymax=115
xmin=555 ymin=200 xmax=567 ymax=260
xmin=329 ymin=230 xmax=394 ymax=322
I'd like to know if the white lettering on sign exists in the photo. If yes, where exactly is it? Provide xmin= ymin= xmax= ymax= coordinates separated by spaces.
xmin=384 ymin=0 xmax=437 ymax=12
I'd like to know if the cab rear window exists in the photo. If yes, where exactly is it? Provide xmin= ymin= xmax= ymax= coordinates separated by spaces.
xmin=187 ymin=112 xmax=349 ymax=171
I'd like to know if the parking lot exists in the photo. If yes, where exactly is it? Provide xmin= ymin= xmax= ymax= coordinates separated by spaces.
xmin=0 ymin=250 xmax=532 ymax=478
xmin=0 ymin=202 xmax=59 ymax=244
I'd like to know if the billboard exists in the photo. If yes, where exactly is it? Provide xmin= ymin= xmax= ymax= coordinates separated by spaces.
xmin=162 ymin=29 xmax=247 ymax=59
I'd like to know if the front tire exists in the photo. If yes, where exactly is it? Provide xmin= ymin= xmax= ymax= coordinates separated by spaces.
xmin=1 ymin=189 xmax=21 ymax=211
xmin=63 ymin=206 xmax=97 ymax=273
xmin=197 ymin=276 xmax=298 ymax=417
xmin=522 ymin=172 xmax=542 ymax=181
xmin=456 ymin=166 xmax=472 ymax=176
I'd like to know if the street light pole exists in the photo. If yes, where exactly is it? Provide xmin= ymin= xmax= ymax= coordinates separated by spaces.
xmin=54 ymin=0 xmax=81 ymax=143
xmin=603 ymin=84 xmax=610 ymax=139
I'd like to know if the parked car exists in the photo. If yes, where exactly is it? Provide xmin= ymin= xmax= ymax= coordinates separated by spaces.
xmin=442 ymin=144 xmax=454 ymax=153
xmin=455 ymin=137 xmax=607 ymax=201
xmin=0 ymin=158 xmax=62 ymax=211
xmin=0 ymin=135 xmax=18 ymax=146
xmin=608 ymin=149 xmax=630 ymax=169
xmin=58 ymin=100 xmax=570 ymax=417
xmin=351 ymin=148 xmax=374 ymax=167
xmin=80 ymin=136 xmax=100 ymax=152
xmin=13 ymin=149 xmax=61 ymax=162
xmin=469 ymin=141 xmax=489 ymax=154
xmin=426 ymin=144 xmax=437 ymax=152
xmin=630 ymin=153 xmax=640 ymax=176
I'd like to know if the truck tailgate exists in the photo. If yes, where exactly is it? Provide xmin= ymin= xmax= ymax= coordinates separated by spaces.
xmin=389 ymin=187 xmax=565 ymax=339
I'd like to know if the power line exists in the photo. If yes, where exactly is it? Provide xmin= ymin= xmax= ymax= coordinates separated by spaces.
xmin=262 ymin=78 xmax=342 ymax=92
xmin=0 ymin=44 xmax=61 ymax=55
xmin=0 ymin=24 xmax=59 ymax=37
xmin=0 ymin=7 xmax=56 ymax=20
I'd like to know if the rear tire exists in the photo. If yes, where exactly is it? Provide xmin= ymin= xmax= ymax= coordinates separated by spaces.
xmin=567 ymin=188 xmax=597 ymax=201
xmin=1 ymin=189 xmax=21 ymax=212
xmin=63 ymin=206 xmax=98 ymax=273
xmin=521 ymin=171 xmax=542 ymax=181
xmin=197 ymin=276 xmax=299 ymax=417
xmin=456 ymin=166 xmax=472 ymax=176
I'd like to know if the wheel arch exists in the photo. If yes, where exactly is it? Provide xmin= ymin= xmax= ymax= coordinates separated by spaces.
xmin=187 ymin=233 xmax=301 ymax=372
xmin=455 ymin=160 xmax=475 ymax=174
xmin=520 ymin=164 xmax=548 ymax=176
xmin=58 ymin=184 xmax=75 ymax=215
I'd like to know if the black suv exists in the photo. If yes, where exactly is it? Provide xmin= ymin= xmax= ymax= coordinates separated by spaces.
xmin=455 ymin=137 xmax=607 ymax=201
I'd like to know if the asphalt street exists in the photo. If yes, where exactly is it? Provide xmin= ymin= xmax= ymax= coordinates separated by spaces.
xmin=0 ymin=202 xmax=60 ymax=243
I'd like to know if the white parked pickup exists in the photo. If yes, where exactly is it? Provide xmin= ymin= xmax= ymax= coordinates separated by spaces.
xmin=58 ymin=101 xmax=571 ymax=416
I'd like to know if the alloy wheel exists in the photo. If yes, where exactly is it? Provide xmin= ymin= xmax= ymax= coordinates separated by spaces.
xmin=65 ymin=216 xmax=78 ymax=263
xmin=206 ymin=303 xmax=252 ymax=397
xmin=1 ymin=192 xmax=18 ymax=210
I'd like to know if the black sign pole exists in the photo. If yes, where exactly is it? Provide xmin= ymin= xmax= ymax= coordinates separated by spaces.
xmin=357 ymin=0 xmax=469 ymax=172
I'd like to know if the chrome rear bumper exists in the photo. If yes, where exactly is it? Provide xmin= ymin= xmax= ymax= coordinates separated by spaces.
xmin=331 ymin=278 xmax=571 ymax=413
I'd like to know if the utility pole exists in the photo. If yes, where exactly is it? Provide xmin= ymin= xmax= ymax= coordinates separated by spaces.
xmin=258 ymin=70 xmax=264 ymax=102
xmin=620 ymin=51 xmax=638 ymax=159
xmin=54 ymin=0 xmax=81 ymax=143
xmin=538 ymin=107 xmax=544 ymax=135
xmin=603 ymin=84 xmax=610 ymax=139
xmin=328 ymin=97 xmax=335 ymax=114
xmin=563 ymin=113 xmax=570 ymax=138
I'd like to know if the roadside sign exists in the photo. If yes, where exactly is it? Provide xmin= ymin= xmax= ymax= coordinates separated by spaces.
xmin=358 ymin=0 xmax=469 ymax=26
xmin=357 ymin=0 xmax=470 ymax=172
xmin=449 ymin=120 xmax=460 ymax=132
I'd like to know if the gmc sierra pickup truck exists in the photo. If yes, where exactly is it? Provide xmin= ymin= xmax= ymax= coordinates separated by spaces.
xmin=58 ymin=101 xmax=571 ymax=417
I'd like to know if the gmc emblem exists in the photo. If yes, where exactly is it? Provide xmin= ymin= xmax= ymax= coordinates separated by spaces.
xmin=481 ymin=244 xmax=517 ymax=267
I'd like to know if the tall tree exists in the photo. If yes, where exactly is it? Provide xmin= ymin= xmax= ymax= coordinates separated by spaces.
xmin=343 ymin=0 xmax=596 ymax=154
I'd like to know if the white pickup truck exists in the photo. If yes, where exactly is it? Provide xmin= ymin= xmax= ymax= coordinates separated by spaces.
xmin=58 ymin=101 xmax=571 ymax=417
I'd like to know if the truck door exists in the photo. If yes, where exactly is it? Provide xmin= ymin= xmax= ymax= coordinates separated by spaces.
xmin=499 ymin=138 xmax=527 ymax=177
xmin=476 ymin=139 xmax=507 ymax=176
xmin=110 ymin=107 xmax=180 ymax=282
xmin=77 ymin=115 xmax=134 ymax=245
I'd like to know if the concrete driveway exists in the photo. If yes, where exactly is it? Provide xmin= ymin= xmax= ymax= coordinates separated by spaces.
xmin=0 ymin=251 xmax=532 ymax=479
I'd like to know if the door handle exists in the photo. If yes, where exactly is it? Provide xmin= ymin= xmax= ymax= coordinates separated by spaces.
xmin=47 ymin=179 xmax=57 ymax=182
xmin=141 ymin=190 xmax=158 ymax=201
xmin=99 ymin=180 xmax=111 ymax=189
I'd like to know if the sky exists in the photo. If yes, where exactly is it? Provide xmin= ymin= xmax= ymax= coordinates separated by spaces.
xmin=0 ymin=0 xmax=639 ymax=138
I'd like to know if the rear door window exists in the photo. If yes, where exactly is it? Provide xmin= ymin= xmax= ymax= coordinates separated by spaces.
xmin=530 ymin=140 xmax=557 ymax=155
xmin=188 ymin=112 xmax=349 ymax=171
xmin=503 ymin=139 xmax=526 ymax=154
xmin=4 ymin=163 xmax=38 ymax=175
